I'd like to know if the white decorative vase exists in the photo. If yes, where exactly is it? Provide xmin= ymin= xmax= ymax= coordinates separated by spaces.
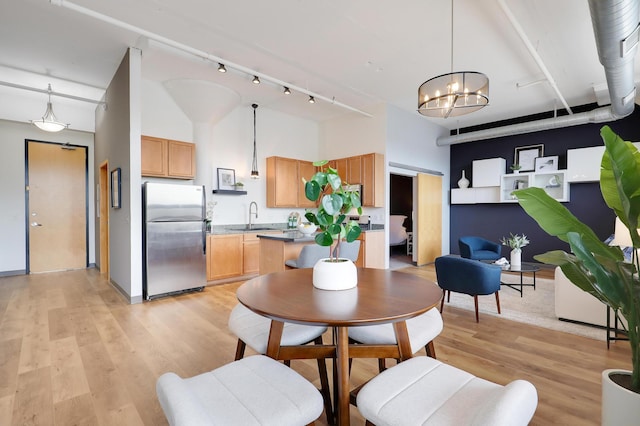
xmin=510 ymin=249 xmax=521 ymax=269
xmin=602 ymin=369 xmax=640 ymax=425
xmin=313 ymin=258 xmax=358 ymax=291
xmin=457 ymin=170 xmax=470 ymax=189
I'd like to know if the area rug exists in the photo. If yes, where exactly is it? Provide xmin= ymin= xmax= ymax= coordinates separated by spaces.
xmin=439 ymin=273 xmax=606 ymax=341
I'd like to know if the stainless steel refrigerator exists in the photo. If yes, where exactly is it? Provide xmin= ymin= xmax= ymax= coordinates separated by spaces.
xmin=143 ymin=182 xmax=206 ymax=300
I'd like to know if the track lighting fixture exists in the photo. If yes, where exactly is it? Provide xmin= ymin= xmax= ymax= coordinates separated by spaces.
xmin=283 ymin=86 xmax=291 ymax=95
xmin=31 ymin=84 xmax=69 ymax=132
xmin=252 ymin=75 xmax=260 ymax=84
xmin=217 ymin=63 xmax=227 ymax=73
xmin=308 ymin=96 xmax=315 ymax=104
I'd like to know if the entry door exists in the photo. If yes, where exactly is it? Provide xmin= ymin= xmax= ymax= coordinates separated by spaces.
xmin=27 ymin=140 xmax=87 ymax=273
xmin=415 ymin=173 xmax=442 ymax=265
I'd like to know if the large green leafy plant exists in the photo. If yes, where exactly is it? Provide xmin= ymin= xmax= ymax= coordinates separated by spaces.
xmin=304 ymin=160 xmax=362 ymax=261
xmin=514 ymin=125 xmax=640 ymax=392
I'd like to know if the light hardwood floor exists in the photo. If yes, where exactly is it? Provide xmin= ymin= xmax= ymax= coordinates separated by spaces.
xmin=0 ymin=265 xmax=631 ymax=425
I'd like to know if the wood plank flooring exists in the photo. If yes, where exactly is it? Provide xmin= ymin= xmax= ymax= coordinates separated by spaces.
xmin=0 ymin=265 xmax=631 ymax=425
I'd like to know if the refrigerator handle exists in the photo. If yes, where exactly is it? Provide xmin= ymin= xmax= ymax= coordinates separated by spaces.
xmin=202 ymin=222 xmax=207 ymax=255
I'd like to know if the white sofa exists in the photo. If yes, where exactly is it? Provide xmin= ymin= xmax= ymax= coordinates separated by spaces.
xmin=554 ymin=266 xmax=607 ymax=327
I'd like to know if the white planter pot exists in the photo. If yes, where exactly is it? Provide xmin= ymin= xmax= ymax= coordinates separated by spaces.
xmin=602 ymin=369 xmax=640 ymax=425
xmin=510 ymin=249 xmax=521 ymax=269
xmin=312 ymin=258 xmax=357 ymax=291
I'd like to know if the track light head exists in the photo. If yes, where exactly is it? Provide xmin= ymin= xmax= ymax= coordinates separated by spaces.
xmin=308 ymin=96 xmax=315 ymax=104
xmin=218 ymin=63 xmax=227 ymax=73
xmin=252 ymin=75 xmax=260 ymax=84
xmin=283 ymin=86 xmax=291 ymax=95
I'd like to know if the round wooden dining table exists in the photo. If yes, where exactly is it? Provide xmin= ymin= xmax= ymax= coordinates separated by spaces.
xmin=236 ymin=267 xmax=443 ymax=426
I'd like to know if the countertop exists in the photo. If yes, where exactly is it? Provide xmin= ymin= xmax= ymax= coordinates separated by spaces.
xmin=209 ymin=223 xmax=384 ymax=236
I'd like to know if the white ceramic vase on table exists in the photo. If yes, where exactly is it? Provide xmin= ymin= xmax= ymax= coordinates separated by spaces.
xmin=313 ymin=258 xmax=358 ymax=291
xmin=510 ymin=249 xmax=521 ymax=269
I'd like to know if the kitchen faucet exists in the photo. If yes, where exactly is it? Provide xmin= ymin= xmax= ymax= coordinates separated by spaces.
xmin=248 ymin=201 xmax=258 ymax=229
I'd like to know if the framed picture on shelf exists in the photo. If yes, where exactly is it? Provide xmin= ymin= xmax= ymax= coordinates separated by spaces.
xmin=111 ymin=167 xmax=121 ymax=209
xmin=514 ymin=144 xmax=544 ymax=172
xmin=534 ymin=155 xmax=559 ymax=172
xmin=217 ymin=168 xmax=236 ymax=190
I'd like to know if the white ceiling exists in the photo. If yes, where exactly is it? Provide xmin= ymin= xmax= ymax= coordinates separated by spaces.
xmin=1 ymin=0 xmax=633 ymax=133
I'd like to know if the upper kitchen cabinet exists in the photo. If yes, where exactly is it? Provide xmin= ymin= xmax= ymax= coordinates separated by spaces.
xmin=267 ymin=156 xmax=307 ymax=207
xmin=361 ymin=153 xmax=384 ymax=207
xmin=298 ymin=160 xmax=317 ymax=208
xmin=331 ymin=153 xmax=383 ymax=207
xmin=141 ymin=135 xmax=196 ymax=179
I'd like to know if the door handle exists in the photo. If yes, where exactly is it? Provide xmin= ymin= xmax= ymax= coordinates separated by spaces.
xmin=31 ymin=222 xmax=42 ymax=227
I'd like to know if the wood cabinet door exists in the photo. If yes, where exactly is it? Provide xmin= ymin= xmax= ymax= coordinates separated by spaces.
xmin=347 ymin=156 xmax=362 ymax=185
xmin=208 ymin=234 xmax=243 ymax=280
xmin=334 ymin=158 xmax=348 ymax=182
xmin=167 ymin=140 xmax=195 ymax=179
xmin=298 ymin=160 xmax=316 ymax=208
xmin=362 ymin=153 xmax=383 ymax=207
xmin=141 ymin=136 xmax=167 ymax=177
xmin=267 ymin=157 xmax=298 ymax=207
xmin=243 ymin=240 xmax=260 ymax=275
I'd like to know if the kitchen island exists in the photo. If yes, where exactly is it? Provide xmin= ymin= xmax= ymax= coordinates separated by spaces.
xmin=258 ymin=227 xmax=385 ymax=274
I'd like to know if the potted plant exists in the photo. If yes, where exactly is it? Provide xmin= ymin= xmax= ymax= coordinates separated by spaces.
xmin=500 ymin=233 xmax=530 ymax=268
xmin=303 ymin=160 xmax=362 ymax=290
xmin=514 ymin=125 xmax=639 ymax=425
xmin=510 ymin=163 xmax=522 ymax=174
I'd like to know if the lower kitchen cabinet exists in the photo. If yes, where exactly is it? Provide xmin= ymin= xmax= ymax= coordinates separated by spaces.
xmin=207 ymin=234 xmax=243 ymax=281
xmin=355 ymin=230 xmax=385 ymax=269
xmin=207 ymin=231 xmax=282 ymax=282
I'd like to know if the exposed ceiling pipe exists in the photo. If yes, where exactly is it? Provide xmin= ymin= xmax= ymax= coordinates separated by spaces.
xmin=498 ymin=0 xmax=573 ymax=115
xmin=438 ymin=0 xmax=639 ymax=146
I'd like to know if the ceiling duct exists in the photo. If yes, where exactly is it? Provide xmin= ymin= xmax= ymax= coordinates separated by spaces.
xmin=437 ymin=0 xmax=639 ymax=146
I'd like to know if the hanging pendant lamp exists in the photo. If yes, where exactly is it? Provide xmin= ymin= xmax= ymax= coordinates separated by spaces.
xmin=417 ymin=0 xmax=489 ymax=118
xmin=31 ymin=84 xmax=69 ymax=132
xmin=251 ymin=104 xmax=259 ymax=179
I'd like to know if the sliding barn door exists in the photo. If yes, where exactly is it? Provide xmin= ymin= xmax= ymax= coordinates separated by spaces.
xmin=415 ymin=173 xmax=442 ymax=265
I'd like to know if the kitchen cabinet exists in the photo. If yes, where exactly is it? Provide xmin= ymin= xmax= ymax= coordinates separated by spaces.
xmin=355 ymin=230 xmax=385 ymax=269
xmin=243 ymin=231 xmax=280 ymax=275
xmin=266 ymin=157 xmax=317 ymax=208
xmin=207 ymin=234 xmax=243 ymax=281
xmin=268 ymin=153 xmax=384 ymax=208
xmin=347 ymin=156 xmax=362 ymax=185
xmin=207 ymin=231 xmax=281 ymax=281
xmin=298 ymin=160 xmax=317 ymax=208
xmin=361 ymin=153 xmax=384 ymax=207
xmin=266 ymin=156 xmax=298 ymax=207
xmin=141 ymin=135 xmax=196 ymax=179
xmin=141 ymin=136 xmax=167 ymax=176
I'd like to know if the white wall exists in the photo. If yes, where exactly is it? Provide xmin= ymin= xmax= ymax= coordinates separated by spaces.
xmin=0 ymin=119 xmax=95 ymax=274
xmin=141 ymin=82 xmax=321 ymax=226
xmin=386 ymin=104 xmax=451 ymax=256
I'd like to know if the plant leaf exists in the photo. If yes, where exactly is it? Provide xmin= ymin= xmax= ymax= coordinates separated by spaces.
xmin=514 ymin=187 xmax=614 ymax=259
xmin=321 ymin=193 xmax=343 ymax=215
xmin=600 ymin=125 xmax=640 ymax=246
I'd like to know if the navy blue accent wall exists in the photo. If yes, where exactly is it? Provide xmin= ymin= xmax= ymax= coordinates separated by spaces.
xmin=449 ymin=109 xmax=640 ymax=262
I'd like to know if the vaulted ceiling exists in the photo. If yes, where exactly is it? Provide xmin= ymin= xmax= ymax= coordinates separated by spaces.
xmin=1 ymin=0 xmax=636 ymax=133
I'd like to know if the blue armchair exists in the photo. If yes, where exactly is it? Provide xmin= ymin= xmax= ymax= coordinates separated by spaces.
xmin=435 ymin=256 xmax=502 ymax=322
xmin=458 ymin=236 xmax=502 ymax=261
